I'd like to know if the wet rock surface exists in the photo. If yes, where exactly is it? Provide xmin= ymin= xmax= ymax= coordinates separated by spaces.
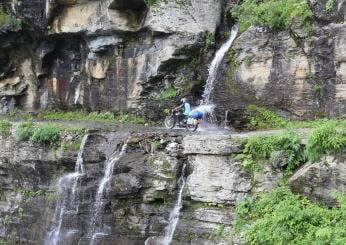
xmin=0 ymin=129 xmax=344 ymax=244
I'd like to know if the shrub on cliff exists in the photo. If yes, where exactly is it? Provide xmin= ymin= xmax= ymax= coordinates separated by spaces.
xmin=30 ymin=124 xmax=62 ymax=145
xmin=15 ymin=121 xmax=36 ymax=141
xmin=246 ymin=105 xmax=289 ymax=130
xmin=0 ymin=120 xmax=12 ymax=135
xmin=305 ymin=122 xmax=346 ymax=162
xmin=236 ymin=131 xmax=304 ymax=173
xmin=0 ymin=5 xmax=21 ymax=30
xmin=234 ymin=186 xmax=346 ymax=245
xmin=232 ymin=0 xmax=313 ymax=33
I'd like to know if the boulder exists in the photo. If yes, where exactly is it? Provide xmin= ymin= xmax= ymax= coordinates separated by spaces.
xmin=187 ymin=155 xmax=252 ymax=204
xmin=289 ymin=155 xmax=346 ymax=207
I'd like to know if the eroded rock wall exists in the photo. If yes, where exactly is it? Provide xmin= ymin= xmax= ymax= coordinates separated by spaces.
xmin=0 ymin=0 xmax=222 ymax=116
xmin=214 ymin=0 xmax=346 ymax=121
xmin=1 ymin=130 xmax=345 ymax=244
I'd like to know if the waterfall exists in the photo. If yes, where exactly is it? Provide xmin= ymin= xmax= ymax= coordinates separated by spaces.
xmin=88 ymin=142 xmax=128 ymax=245
xmin=161 ymin=164 xmax=187 ymax=245
xmin=45 ymin=134 xmax=89 ymax=245
xmin=202 ymin=25 xmax=239 ymax=104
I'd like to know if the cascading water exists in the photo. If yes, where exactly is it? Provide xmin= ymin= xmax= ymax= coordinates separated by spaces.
xmin=45 ymin=134 xmax=89 ymax=245
xmin=202 ymin=25 xmax=239 ymax=104
xmin=88 ymin=142 xmax=128 ymax=245
xmin=161 ymin=164 xmax=187 ymax=245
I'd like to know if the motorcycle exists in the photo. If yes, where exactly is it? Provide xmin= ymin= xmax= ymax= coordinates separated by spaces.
xmin=164 ymin=109 xmax=202 ymax=132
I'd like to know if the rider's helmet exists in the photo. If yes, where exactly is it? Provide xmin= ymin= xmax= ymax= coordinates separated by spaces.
xmin=181 ymin=98 xmax=187 ymax=103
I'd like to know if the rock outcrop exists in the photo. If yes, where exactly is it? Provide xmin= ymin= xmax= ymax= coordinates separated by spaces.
xmin=289 ymin=154 xmax=346 ymax=207
xmin=212 ymin=0 xmax=346 ymax=121
xmin=0 ymin=0 xmax=221 ymax=116
xmin=0 ymin=128 xmax=345 ymax=244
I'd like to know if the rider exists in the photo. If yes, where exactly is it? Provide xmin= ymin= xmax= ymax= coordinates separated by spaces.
xmin=175 ymin=98 xmax=191 ymax=124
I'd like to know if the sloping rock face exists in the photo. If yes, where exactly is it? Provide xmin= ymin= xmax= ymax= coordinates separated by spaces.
xmin=2 ymin=130 xmax=345 ymax=244
xmin=0 ymin=131 xmax=286 ymax=245
xmin=1 ymin=0 xmax=346 ymax=121
xmin=213 ymin=0 xmax=346 ymax=121
xmin=289 ymin=154 xmax=346 ymax=207
xmin=0 ymin=0 xmax=221 ymax=115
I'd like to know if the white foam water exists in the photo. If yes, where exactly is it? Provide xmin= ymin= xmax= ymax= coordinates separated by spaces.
xmin=45 ymin=134 xmax=89 ymax=245
xmin=202 ymin=25 xmax=239 ymax=104
xmin=161 ymin=164 xmax=187 ymax=245
xmin=89 ymin=142 xmax=128 ymax=245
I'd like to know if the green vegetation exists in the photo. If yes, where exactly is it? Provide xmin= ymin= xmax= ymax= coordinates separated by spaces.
xmin=225 ymin=50 xmax=240 ymax=95
xmin=0 ymin=120 xmax=12 ymax=135
xmin=246 ymin=105 xmax=288 ymax=130
xmin=30 ymin=124 xmax=61 ymax=145
xmin=326 ymin=0 xmax=334 ymax=13
xmin=13 ymin=120 xmax=87 ymax=148
xmin=144 ymin=0 xmax=159 ymax=6
xmin=15 ymin=188 xmax=46 ymax=202
xmin=236 ymin=131 xmax=304 ymax=173
xmin=237 ymin=122 xmax=346 ymax=174
xmin=191 ymin=31 xmax=215 ymax=70
xmin=15 ymin=121 xmax=35 ymax=141
xmin=234 ymin=186 xmax=346 ymax=245
xmin=245 ymin=105 xmax=346 ymax=130
xmin=0 ymin=5 xmax=21 ymax=30
xmin=61 ymin=138 xmax=83 ymax=151
xmin=232 ymin=0 xmax=313 ymax=33
xmin=37 ymin=110 xmax=148 ymax=124
xmin=155 ymin=86 xmax=180 ymax=100
xmin=38 ymin=111 xmax=116 ymax=121
xmin=305 ymin=123 xmax=346 ymax=162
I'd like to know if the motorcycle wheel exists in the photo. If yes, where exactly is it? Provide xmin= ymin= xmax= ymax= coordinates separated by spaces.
xmin=164 ymin=116 xmax=176 ymax=129
xmin=186 ymin=123 xmax=198 ymax=132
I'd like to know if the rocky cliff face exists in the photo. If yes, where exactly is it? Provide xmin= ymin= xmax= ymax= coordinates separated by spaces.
xmin=1 ymin=130 xmax=344 ymax=244
xmin=0 ymin=0 xmax=221 ymax=116
xmin=214 ymin=0 xmax=346 ymax=120
xmin=1 ymin=0 xmax=345 ymax=121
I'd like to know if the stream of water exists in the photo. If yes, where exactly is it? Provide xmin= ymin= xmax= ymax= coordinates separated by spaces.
xmin=88 ymin=142 xmax=128 ymax=245
xmin=202 ymin=25 xmax=239 ymax=104
xmin=45 ymin=134 xmax=89 ymax=245
xmin=161 ymin=164 xmax=187 ymax=245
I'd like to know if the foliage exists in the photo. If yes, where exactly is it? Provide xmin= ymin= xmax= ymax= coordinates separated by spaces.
xmin=245 ymin=105 xmax=346 ymax=130
xmin=61 ymin=138 xmax=83 ymax=151
xmin=232 ymin=0 xmax=313 ymax=33
xmin=144 ymin=0 xmax=159 ymax=6
xmin=234 ymin=186 xmax=346 ymax=245
xmin=191 ymin=31 xmax=215 ymax=70
xmin=15 ymin=121 xmax=35 ymax=141
xmin=37 ymin=110 xmax=148 ymax=124
xmin=305 ymin=122 xmax=346 ymax=162
xmin=30 ymin=124 xmax=61 ymax=145
xmin=38 ymin=111 xmax=115 ymax=121
xmin=246 ymin=105 xmax=289 ymax=130
xmin=0 ymin=5 xmax=21 ymax=30
xmin=236 ymin=131 xmax=304 ymax=173
xmin=326 ymin=0 xmax=334 ymax=13
xmin=225 ymin=49 xmax=240 ymax=95
xmin=0 ymin=120 xmax=12 ymax=135
xmin=155 ymin=86 xmax=180 ymax=100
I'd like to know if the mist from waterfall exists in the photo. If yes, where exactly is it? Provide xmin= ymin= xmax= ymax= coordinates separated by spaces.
xmin=45 ymin=134 xmax=89 ymax=245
